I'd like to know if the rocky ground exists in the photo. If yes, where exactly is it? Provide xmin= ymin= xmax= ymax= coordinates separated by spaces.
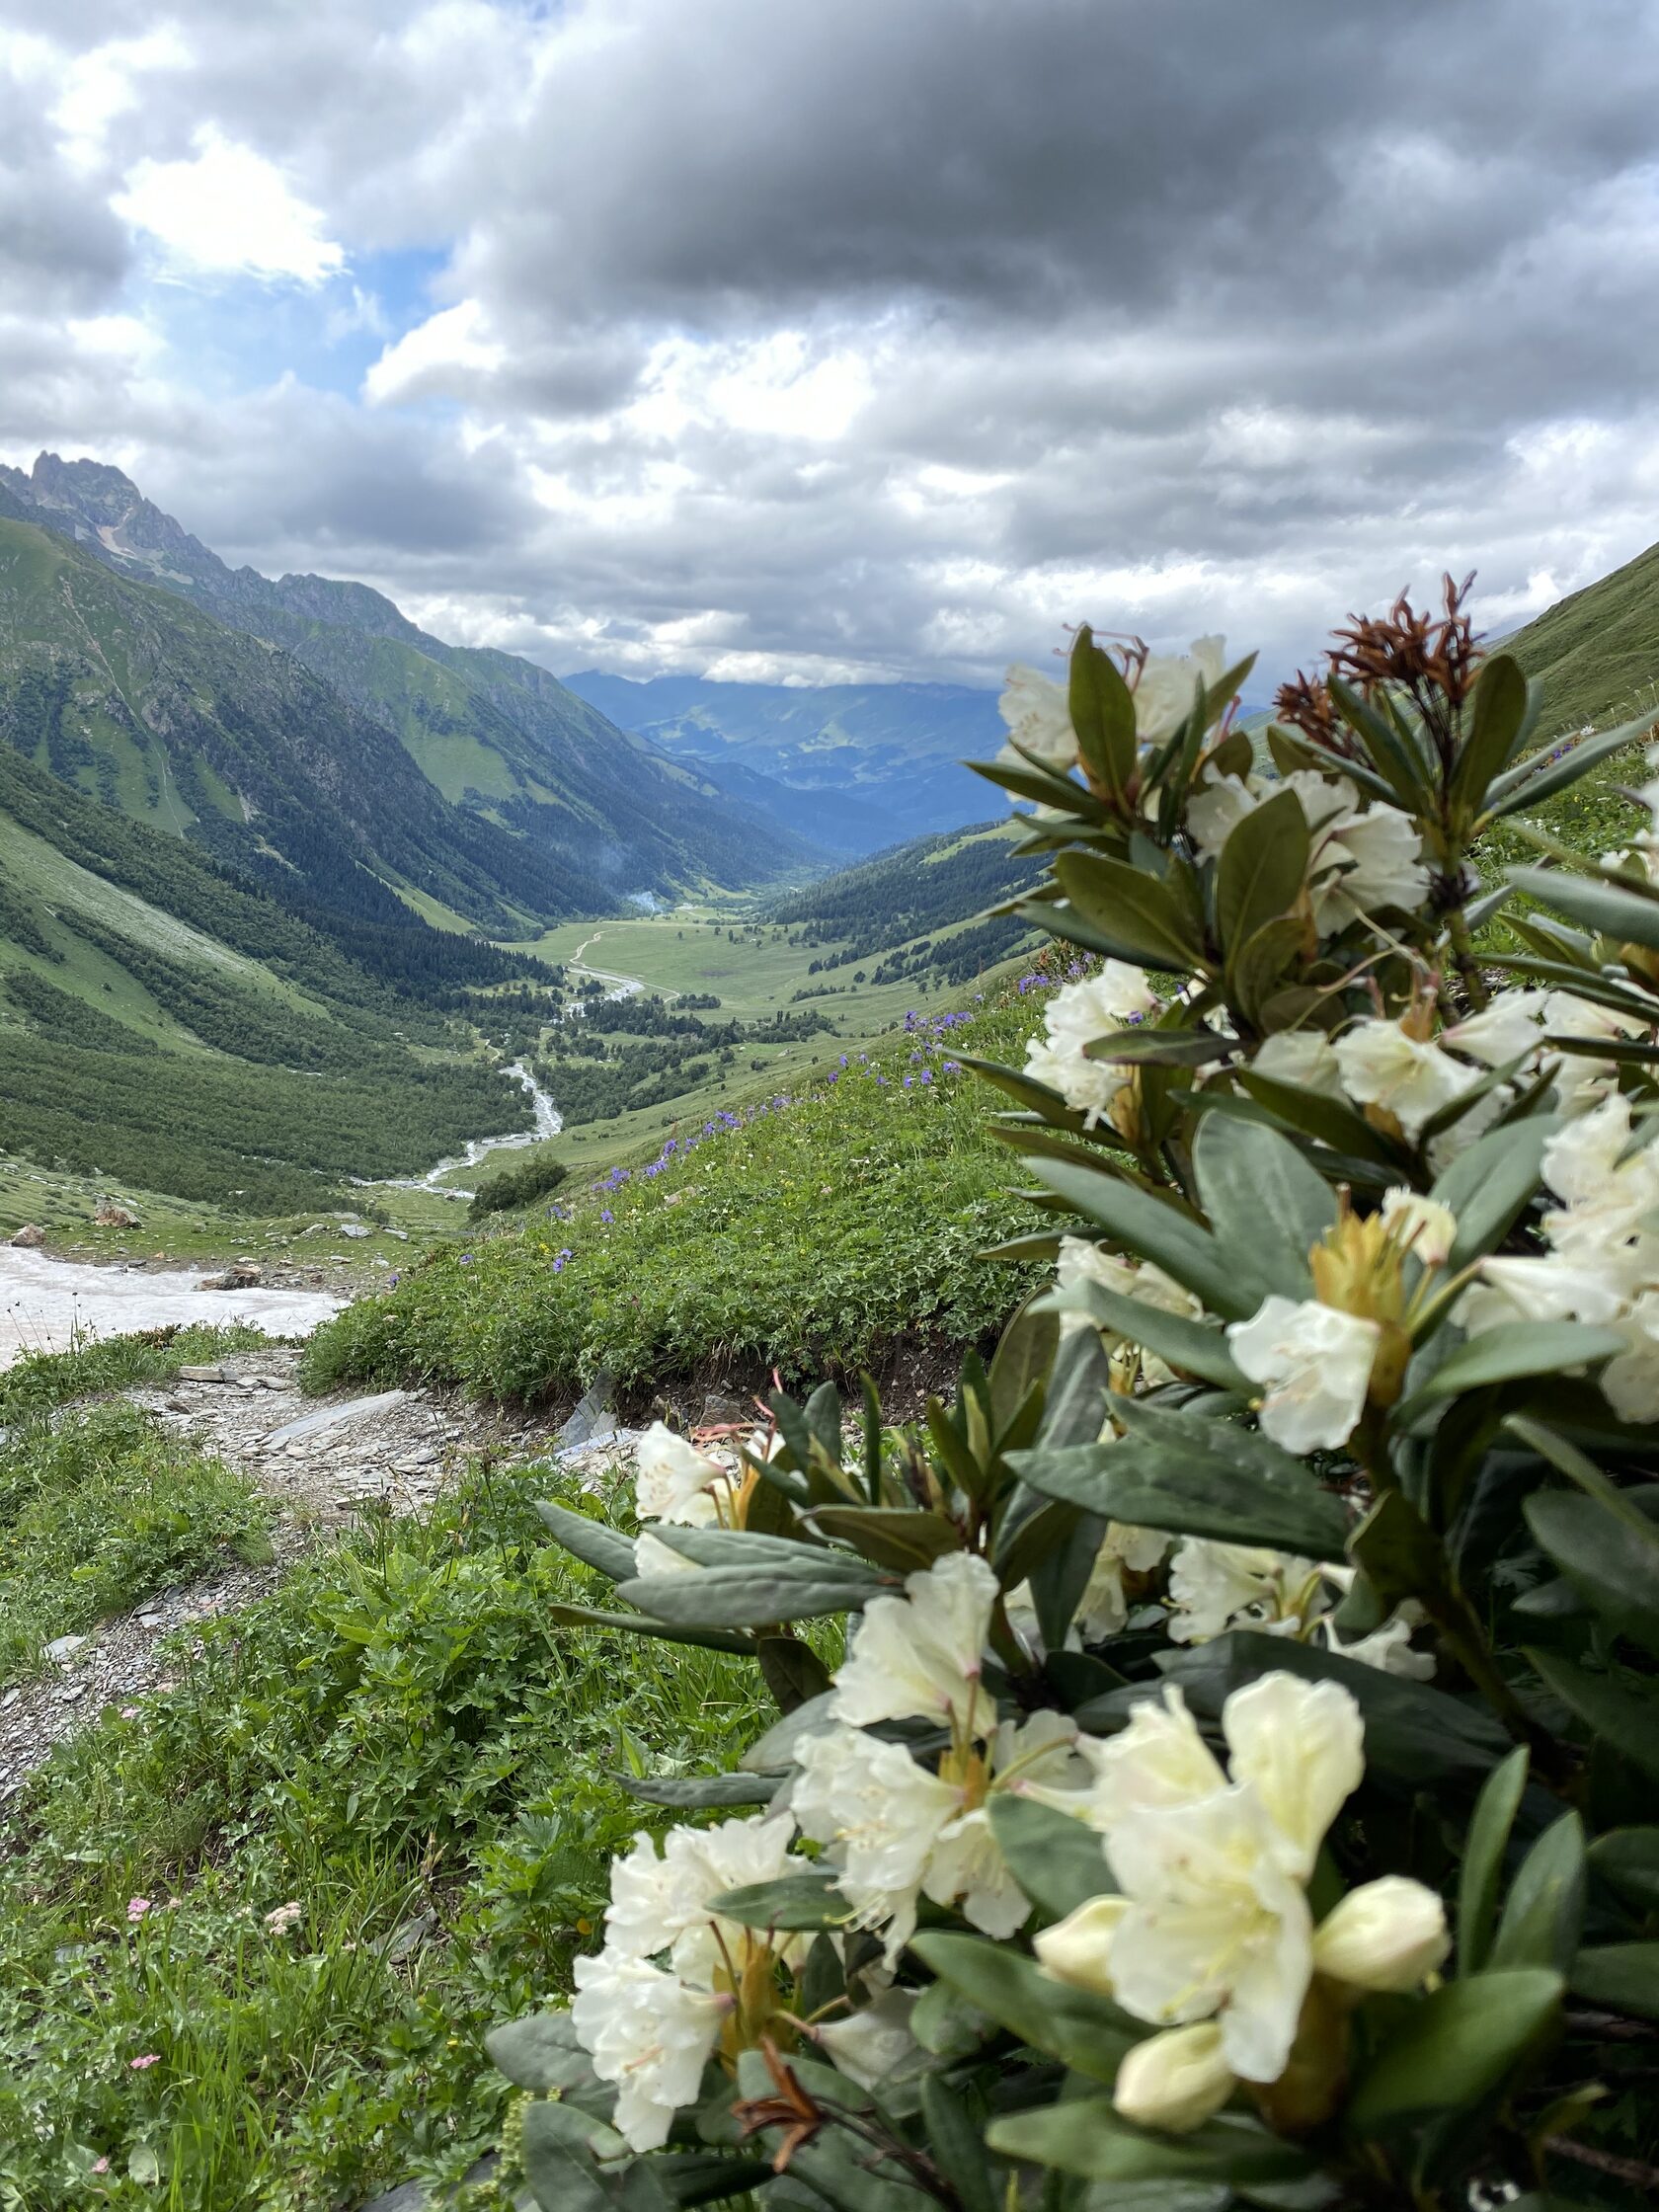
xmin=0 ymin=1347 xmax=641 ymax=1807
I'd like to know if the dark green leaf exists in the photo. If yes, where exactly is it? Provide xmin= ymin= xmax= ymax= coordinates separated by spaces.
xmin=755 ymin=1634 xmax=833 ymax=1715
xmin=989 ymin=1294 xmax=1060 ymax=1439
xmin=988 ymin=1793 xmax=1114 ymax=1921
xmin=485 ymin=2009 xmax=593 ymax=2094
xmin=908 ymin=1932 xmax=1138 ymax=2084
xmin=1568 ymin=1942 xmax=1659 ymax=2020
xmin=614 ymin=1557 xmax=890 ymax=1630
xmin=1326 ymin=674 xmax=1435 ymax=811
xmin=741 ymin=1690 xmax=835 ymax=1774
xmin=1394 ymin=1323 xmax=1625 ymax=1424
xmin=1227 ymin=915 xmax=1308 ymax=1029
xmin=1430 ymin=1116 xmax=1552 ymax=1270
xmin=807 ymin=1506 xmax=961 ymax=1573
xmin=1012 ymin=1397 xmax=1351 ymax=1560
xmin=621 ymin=1771 xmax=778 ymax=1808
xmin=1346 ymin=1970 xmax=1563 ymax=2133
xmin=1506 ymin=865 xmax=1659 ymax=953
xmin=919 ymin=2077 xmax=1001 ymax=2212
xmin=1451 ymin=653 xmax=1529 ymax=813
xmin=1588 ymin=1827 xmax=1659 ymax=1913
xmin=1043 ymin=1279 xmax=1249 ymax=1392
xmin=1055 ymin=849 xmax=1206 ymax=972
xmin=1458 ymin=1747 xmax=1530 ymax=1976
xmin=520 ymin=2101 xmax=672 ymax=2212
xmin=910 ymin=1977 xmax=997 ymax=2061
xmin=546 ymin=1601 xmax=754 ymax=1656
xmin=1525 ymin=1489 xmax=1659 ymax=1659
xmin=1027 ymin=1501 xmax=1107 ymax=1652
xmin=1191 ymin=1114 xmax=1335 ymax=1301
xmin=1239 ymin=1067 xmax=1408 ymax=1169
xmin=986 ymin=2103 xmax=1312 ymax=2185
xmin=1488 ymin=706 xmax=1659 ymax=814
xmin=535 ymin=1498 xmax=639 ymax=1584
xmin=1217 ymin=788 xmax=1309 ymax=955
xmin=710 ymin=1871 xmax=851 ymax=1932
xmin=1490 ymin=1812 xmax=1586 ymax=1974
xmin=1069 ymin=624 xmax=1139 ymax=800
xmin=1022 ymin=1154 xmax=1247 ymax=1317
xmin=1085 ymin=1025 xmax=1237 ymax=1068
xmin=1525 ymin=1650 xmax=1659 ymax=1780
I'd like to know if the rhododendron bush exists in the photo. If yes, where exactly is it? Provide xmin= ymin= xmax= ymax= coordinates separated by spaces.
xmin=490 ymin=589 xmax=1659 ymax=2210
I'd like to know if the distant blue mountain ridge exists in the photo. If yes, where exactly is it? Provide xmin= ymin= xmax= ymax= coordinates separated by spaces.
xmin=564 ymin=670 xmax=1004 ymax=849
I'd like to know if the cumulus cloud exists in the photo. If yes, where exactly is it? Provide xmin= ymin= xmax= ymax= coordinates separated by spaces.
xmin=5 ymin=0 xmax=1659 ymax=688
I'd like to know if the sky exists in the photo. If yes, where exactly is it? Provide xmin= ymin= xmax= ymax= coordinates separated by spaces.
xmin=5 ymin=0 xmax=1659 ymax=692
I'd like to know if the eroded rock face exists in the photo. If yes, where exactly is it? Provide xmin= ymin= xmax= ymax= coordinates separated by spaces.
xmin=198 ymin=1261 xmax=264 ymax=1291
xmin=93 ymin=1204 xmax=140 ymax=1228
xmin=8 ymin=1224 xmax=45 ymax=1248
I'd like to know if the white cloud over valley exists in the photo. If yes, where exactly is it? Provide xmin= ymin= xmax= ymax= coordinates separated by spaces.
xmin=4 ymin=0 xmax=1659 ymax=689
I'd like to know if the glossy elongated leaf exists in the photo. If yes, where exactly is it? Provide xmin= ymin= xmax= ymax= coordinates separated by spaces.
xmin=1526 ymin=1650 xmax=1659 ymax=1780
xmin=646 ymin=1525 xmax=825 ymax=1570
xmin=1055 ymin=850 xmax=1206 ymax=972
xmin=621 ymin=1771 xmax=779 ymax=1808
xmin=908 ymin=1932 xmax=1138 ymax=2084
xmin=1043 ymin=1280 xmax=1249 ymax=1391
xmin=1451 ymin=653 xmax=1530 ymax=810
xmin=1525 ymin=1489 xmax=1659 ymax=1659
xmin=1488 ymin=706 xmax=1659 ymax=814
xmin=711 ymin=1871 xmax=851 ymax=1931
xmin=969 ymin=751 xmax=1104 ymax=819
xmin=486 ymin=2009 xmax=594 ymax=2094
xmin=1394 ymin=1323 xmax=1624 ymax=1424
xmin=919 ymin=2077 xmax=1001 ymax=2212
xmin=1228 ymin=914 xmax=1307 ymax=1029
xmin=1191 ymin=1113 xmax=1335 ymax=1300
xmin=1023 ymin=1153 xmax=1247 ymax=1317
xmin=1041 ymin=1322 xmax=1117 ymax=1448
xmin=1217 ymin=789 xmax=1309 ymax=954
xmin=1085 ymin=1026 xmax=1236 ymax=1067
xmin=1012 ymin=1397 xmax=1351 ymax=1559
xmin=1325 ymin=673 xmax=1434 ymax=809
xmin=614 ymin=1556 xmax=890 ymax=1630
xmin=807 ymin=1506 xmax=961 ymax=1572
xmin=1588 ymin=1826 xmax=1659 ymax=1913
xmin=1490 ymin=1812 xmax=1587 ymax=1974
xmin=1458 ymin=1746 xmax=1530 ymax=1976
xmin=1569 ymin=1942 xmax=1659 ymax=2019
xmin=988 ymin=1794 xmax=1114 ymax=1921
xmin=521 ymin=2101 xmax=672 ymax=2212
xmin=1027 ymin=1500 xmax=1107 ymax=1651
xmin=1069 ymin=624 xmax=1139 ymax=799
xmin=1507 ymin=865 xmax=1659 ymax=953
xmin=755 ymin=1633 xmax=833 ymax=1715
xmin=986 ymin=2102 xmax=1312 ymax=2185
xmin=1430 ymin=1115 xmax=1552 ymax=1270
xmin=1240 ymin=1067 xmax=1407 ymax=1169
xmin=545 ymin=1602 xmax=754 ymax=1656
xmin=1346 ymin=1970 xmax=1563 ymax=2133
xmin=989 ymin=1293 xmax=1061 ymax=1439
xmin=1142 ymin=1631 xmax=1513 ymax=1784
xmin=535 ymin=1498 xmax=639 ymax=1584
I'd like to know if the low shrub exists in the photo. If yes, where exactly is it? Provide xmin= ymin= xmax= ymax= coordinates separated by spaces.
xmin=467 ymin=1147 xmax=570 ymax=1221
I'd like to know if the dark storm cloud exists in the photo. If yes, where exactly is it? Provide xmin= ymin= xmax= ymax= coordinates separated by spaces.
xmin=8 ymin=0 xmax=1659 ymax=683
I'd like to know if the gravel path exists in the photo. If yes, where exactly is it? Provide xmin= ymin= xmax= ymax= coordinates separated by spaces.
xmin=0 ymin=1349 xmax=637 ymax=1805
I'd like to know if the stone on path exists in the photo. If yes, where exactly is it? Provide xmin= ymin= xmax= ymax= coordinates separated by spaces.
xmin=555 ymin=1375 xmax=616 ymax=1450
xmin=266 ymin=1388 xmax=411 ymax=1450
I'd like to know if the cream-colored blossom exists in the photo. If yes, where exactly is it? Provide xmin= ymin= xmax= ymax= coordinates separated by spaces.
xmin=1033 ymin=1895 xmax=1127 ymax=1997
xmin=1023 ymin=965 xmax=1161 ymax=1130
xmin=831 ymin=1550 xmax=998 ymax=1739
xmin=635 ymin=1422 xmax=728 ymax=1524
xmin=1334 ymin=1020 xmax=1482 ymax=1143
xmin=1134 ymin=636 xmax=1229 ymax=744
xmin=814 ymin=1989 xmax=918 ymax=2090
xmin=1380 ymin=1187 xmax=1458 ymax=1268
xmin=1227 ymin=1294 xmax=1380 ymax=1453
xmin=603 ymin=1812 xmax=804 ymax=1983
xmin=997 ymin=664 xmax=1078 ymax=772
xmin=1444 ymin=991 xmax=1547 ymax=1068
xmin=1166 ymin=1540 xmax=1322 ymax=1644
xmin=1310 ymin=1874 xmax=1449 ymax=1993
xmin=1252 ymin=1028 xmax=1346 ymax=1100
xmin=570 ymin=1952 xmax=728 ymax=2152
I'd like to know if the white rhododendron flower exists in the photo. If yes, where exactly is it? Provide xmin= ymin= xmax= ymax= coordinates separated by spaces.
xmin=1039 ymin=1676 xmax=1445 ymax=2104
xmin=1227 ymin=1295 xmax=1380 ymax=1452
xmin=1443 ymin=990 xmax=1547 ymax=1068
xmin=1251 ymin=1028 xmax=1346 ymax=1099
xmin=634 ymin=1422 xmax=728 ymax=1524
xmin=1605 ymin=1290 xmax=1659 ymax=1423
xmin=997 ymin=663 xmax=1078 ymax=772
xmin=1008 ymin=1520 xmax=1168 ymax=1649
xmin=1133 ymin=635 xmax=1229 ymax=744
xmin=794 ymin=1709 xmax=1084 ymax=1964
xmin=1380 ymin=1187 xmax=1458 ymax=1268
xmin=1333 ymin=1020 xmax=1481 ymax=1142
xmin=1187 ymin=767 xmax=1426 ymax=935
xmin=570 ymin=1953 xmax=728 ymax=2153
xmin=573 ymin=1811 xmax=809 ymax=2150
xmin=1541 ymin=989 xmax=1649 ymax=1117
xmin=831 ymin=1550 xmax=998 ymax=1739
xmin=1054 ymin=1237 xmax=1201 ymax=1383
xmin=1164 ymin=1542 xmax=1430 ymax=1679
xmin=1023 ymin=964 xmax=1162 ymax=1129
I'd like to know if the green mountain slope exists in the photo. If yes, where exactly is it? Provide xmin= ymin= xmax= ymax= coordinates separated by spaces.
xmin=1506 ymin=540 xmax=1659 ymax=736
xmin=3 ymin=453 xmax=821 ymax=896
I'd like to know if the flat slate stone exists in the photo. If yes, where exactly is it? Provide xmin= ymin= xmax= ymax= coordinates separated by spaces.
xmin=266 ymin=1389 xmax=410 ymax=1449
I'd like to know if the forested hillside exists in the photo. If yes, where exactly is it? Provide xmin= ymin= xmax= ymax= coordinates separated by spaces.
xmin=768 ymin=817 xmax=1042 ymax=985
xmin=2 ymin=454 xmax=820 ymax=900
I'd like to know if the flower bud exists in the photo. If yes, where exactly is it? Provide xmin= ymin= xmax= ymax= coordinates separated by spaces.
xmin=1113 ymin=2021 xmax=1235 ymax=2133
xmin=1032 ymin=1895 xmax=1126 ymax=1999
xmin=1311 ymin=1875 xmax=1450 ymax=1993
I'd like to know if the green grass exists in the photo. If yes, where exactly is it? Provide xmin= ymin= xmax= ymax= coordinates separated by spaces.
xmin=0 ymin=1456 xmax=762 ymax=2209
xmin=0 ymin=1402 xmax=274 ymax=1683
xmin=1508 ymin=536 xmax=1659 ymax=737
xmin=0 ymin=1323 xmax=268 ymax=1421
xmin=302 ymin=983 xmax=1049 ymax=1404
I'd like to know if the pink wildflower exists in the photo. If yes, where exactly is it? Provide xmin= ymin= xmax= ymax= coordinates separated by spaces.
xmin=128 ymin=2053 xmax=161 ymax=2071
xmin=126 ymin=1897 xmax=151 ymax=1923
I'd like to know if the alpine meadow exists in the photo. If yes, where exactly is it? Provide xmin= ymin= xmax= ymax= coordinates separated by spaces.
xmin=7 ymin=7 xmax=1659 ymax=2212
